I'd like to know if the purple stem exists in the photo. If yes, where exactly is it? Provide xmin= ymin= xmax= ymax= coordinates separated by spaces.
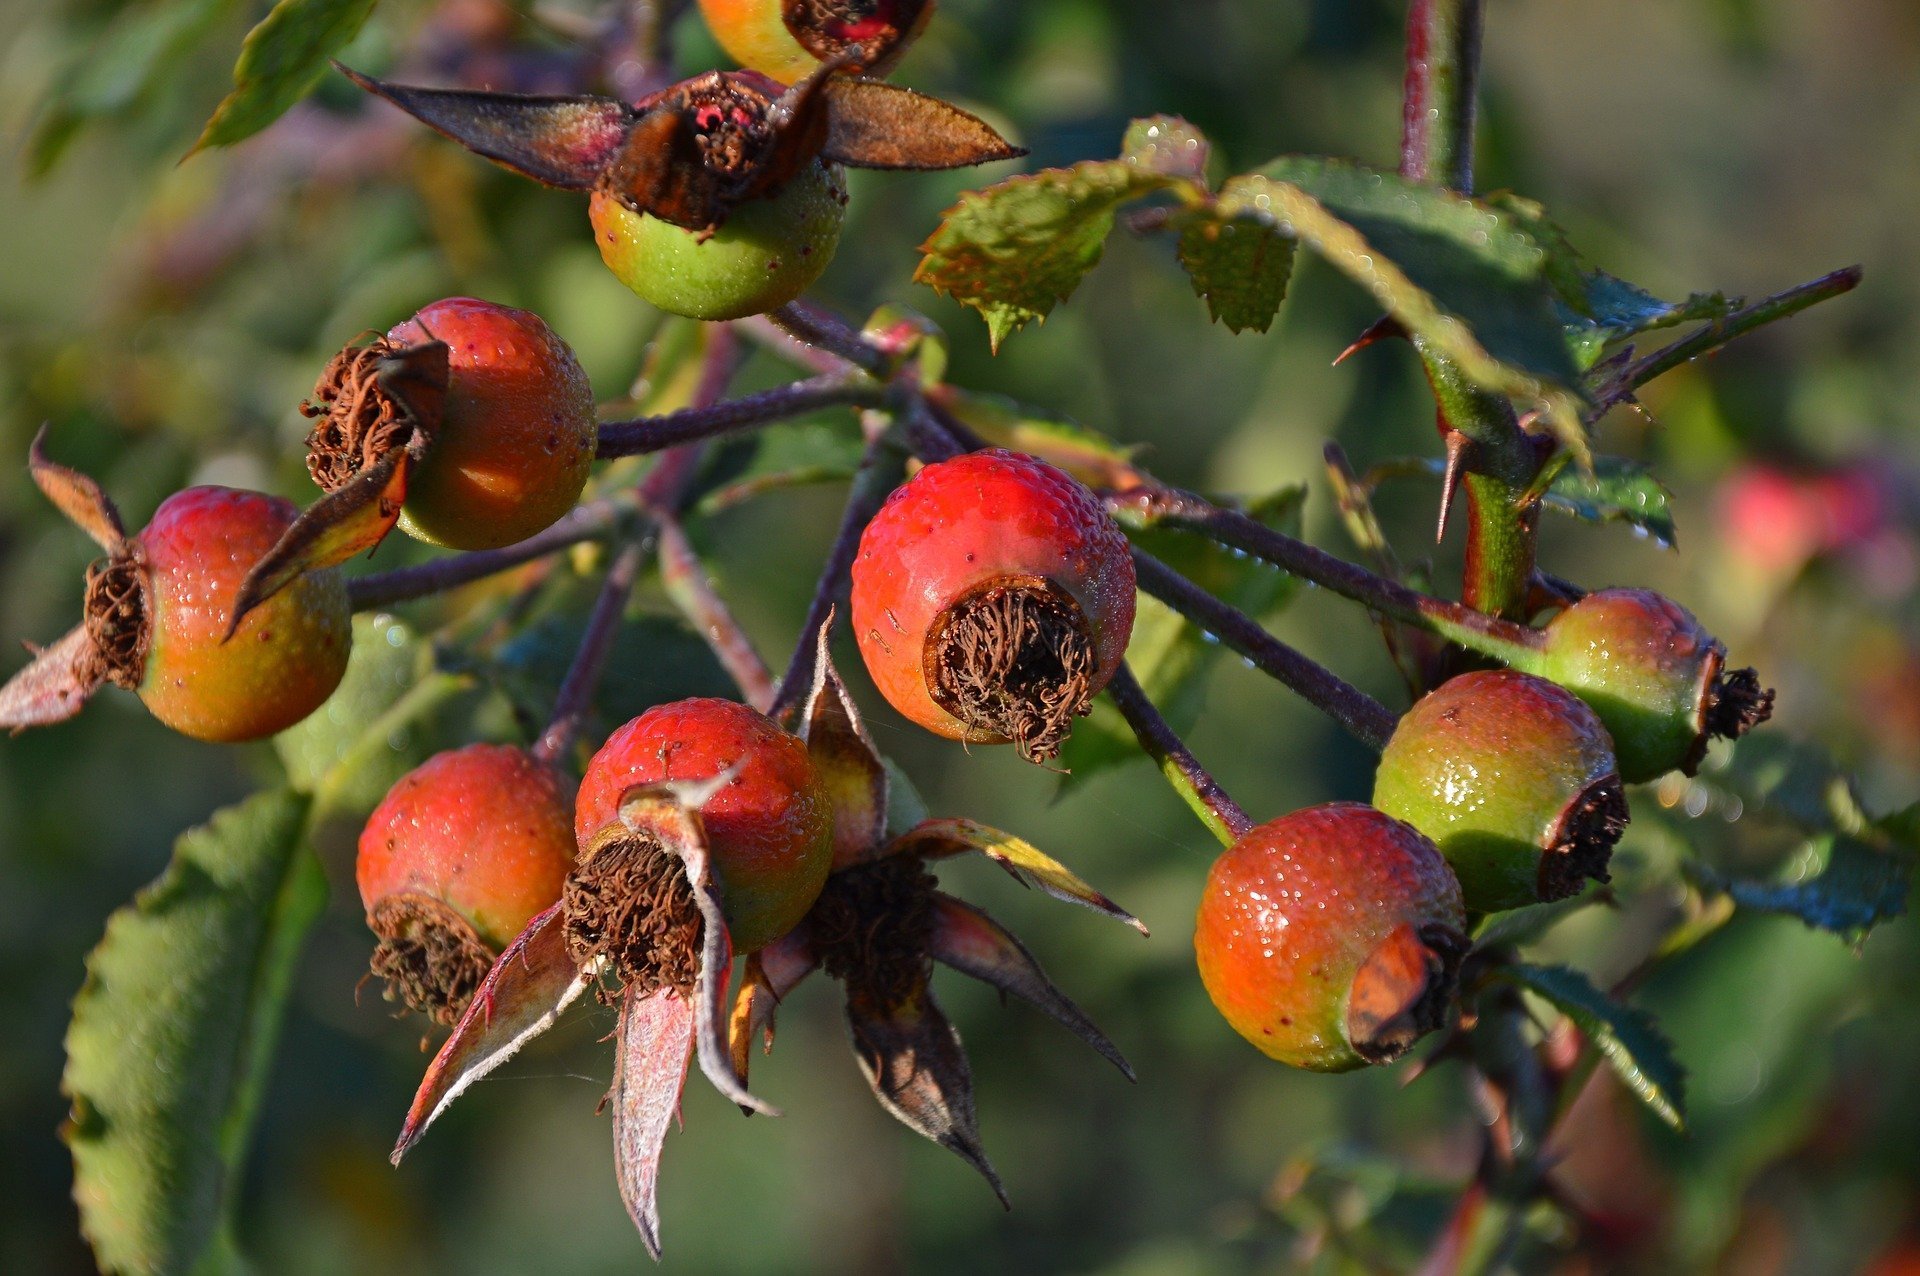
xmin=597 ymin=375 xmax=881 ymax=459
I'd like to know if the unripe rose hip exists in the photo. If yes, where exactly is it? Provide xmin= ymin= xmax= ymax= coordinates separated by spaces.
xmin=850 ymin=450 xmax=1136 ymax=761
xmin=357 ymin=745 xmax=577 ymax=1025
xmin=1195 ymin=803 xmax=1467 ymax=1071
xmin=572 ymin=698 xmax=833 ymax=976
xmin=1372 ymin=669 xmax=1627 ymax=913
xmin=1535 ymin=588 xmax=1773 ymax=783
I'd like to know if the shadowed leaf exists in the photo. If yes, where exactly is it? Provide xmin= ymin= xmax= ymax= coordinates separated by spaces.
xmin=1175 ymin=208 xmax=1296 ymax=333
xmin=887 ymin=818 xmax=1147 ymax=934
xmin=616 ymin=782 xmax=777 ymax=1116
xmin=392 ymin=904 xmax=590 ymax=1163
xmin=611 ymin=987 xmax=697 ymax=1261
xmin=822 ymin=79 xmax=1024 ymax=170
xmin=1538 ymin=453 xmax=1677 ymax=548
xmin=226 ymin=449 xmax=411 ymax=638
xmin=64 ymin=790 xmax=319 ymax=1276
xmin=1494 ymin=962 xmax=1686 ymax=1130
xmin=1693 ymin=830 xmax=1911 ymax=940
xmin=727 ymin=928 xmax=818 ymax=1089
xmin=30 ymin=425 xmax=126 ymax=552
xmin=799 ymin=623 xmax=889 ymax=866
xmin=0 ymin=626 xmax=102 ymax=733
xmin=926 ymin=893 xmax=1132 ymax=1079
xmin=189 ymin=0 xmax=377 ymax=154
xmin=847 ymin=986 xmax=1007 ymax=1205
xmin=337 ymin=65 xmax=635 ymax=188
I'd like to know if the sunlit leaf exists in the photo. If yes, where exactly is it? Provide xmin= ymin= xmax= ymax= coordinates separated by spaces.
xmin=1538 ymin=453 xmax=1678 ymax=549
xmin=931 ymin=388 xmax=1144 ymax=490
xmin=190 ymin=0 xmax=379 ymax=154
xmin=1494 ymin=962 xmax=1686 ymax=1130
xmin=889 ymin=818 xmax=1147 ymax=934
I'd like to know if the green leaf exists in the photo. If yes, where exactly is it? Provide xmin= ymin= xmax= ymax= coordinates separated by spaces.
xmin=1470 ymin=892 xmax=1604 ymax=950
xmin=1059 ymin=487 xmax=1305 ymax=787
xmin=1494 ymin=962 xmax=1687 ymax=1130
xmin=64 ymin=789 xmax=322 ymax=1275
xmin=1694 ymin=831 xmax=1911 ymax=939
xmin=1230 ymin=158 xmax=1587 ymax=453
xmin=190 ymin=0 xmax=379 ymax=154
xmin=1175 ymin=207 xmax=1297 ymax=333
xmin=1539 ymin=453 xmax=1678 ymax=549
xmin=915 ymin=160 xmax=1191 ymax=348
xmin=28 ymin=0 xmax=242 ymax=174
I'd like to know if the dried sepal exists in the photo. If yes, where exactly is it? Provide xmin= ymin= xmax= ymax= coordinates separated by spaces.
xmin=391 ymin=903 xmax=592 ymax=1164
xmin=886 ymin=817 xmax=1149 ymax=935
xmin=798 ymin=621 xmax=890 ymax=865
xmin=820 ymin=79 xmax=1023 ymax=171
xmin=846 ymin=983 xmax=1008 ymax=1206
xmin=611 ymin=986 xmax=697 ymax=1260
xmin=29 ymin=425 xmax=127 ymax=554
xmin=727 ymin=928 xmax=818 ymax=1090
xmin=924 ymin=892 xmax=1133 ymax=1079
xmin=615 ymin=778 xmax=779 ymax=1117
xmin=0 ymin=626 xmax=102 ymax=733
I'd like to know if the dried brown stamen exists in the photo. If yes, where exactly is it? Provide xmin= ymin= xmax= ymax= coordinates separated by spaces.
xmin=679 ymin=79 xmax=775 ymax=184
xmin=367 ymin=894 xmax=497 ymax=1028
xmin=1705 ymin=666 xmax=1774 ymax=742
xmin=1347 ymin=922 xmax=1468 ymax=1065
xmin=810 ymin=857 xmax=938 ymax=1014
xmin=81 ymin=551 xmax=149 ymax=689
xmin=927 ymin=577 xmax=1097 ymax=763
xmin=1539 ymin=774 xmax=1627 ymax=902
xmin=562 ymin=834 xmax=702 ymax=998
xmin=302 ymin=338 xmax=424 ymax=492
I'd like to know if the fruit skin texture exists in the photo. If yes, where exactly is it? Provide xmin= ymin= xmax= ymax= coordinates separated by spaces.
xmin=575 ymin=698 xmax=833 ymax=953
xmin=698 ymin=0 xmax=933 ymax=84
xmin=387 ymin=297 xmax=596 ymax=550
xmin=849 ymin=448 xmax=1137 ymax=745
xmin=1372 ymin=669 xmax=1622 ymax=913
xmin=356 ymin=744 xmax=577 ymax=947
xmin=137 ymin=487 xmax=350 ymax=742
xmin=1535 ymin=588 xmax=1725 ymax=784
xmin=1194 ymin=803 xmax=1465 ymax=1072
xmin=589 ymin=162 xmax=847 ymax=321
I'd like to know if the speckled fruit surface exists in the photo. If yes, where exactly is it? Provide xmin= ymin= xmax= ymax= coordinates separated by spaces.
xmin=575 ymin=698 xmax=833 ymax=953
xmin=356 ymin=744 xmax=577 ymax=945
xmin=588 ymin=162 xmax=846 ymax=321
xmin=136 ymin=486 xmax=350 ymax=742
xmin=849 ymin=449 xmax=1136 ymax=744
xmin=387 ymin=297 xmax=596 ymax=550
xmin=1194 ymin=803 xmax=1464 ymax=1072
xmin=1373 ymin=669 xmax=1621 ymax=912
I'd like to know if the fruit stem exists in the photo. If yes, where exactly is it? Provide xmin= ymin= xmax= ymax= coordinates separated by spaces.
xmin=1103 ymin=661 xmax=1252 ymax=846
xmin=765 ymin=302 xmax=894 ymax=378
xmin=533 ymin=538 xmax=648 ymax=765
xmin=346 ymin=497 xmax=635 ymax=609
xmin=657 ymin=511 xmax=777 ymax=713
xmin=768 ymin=424 xmax=906 ymax=722
xmin=1132 ymin=548 xmax=1400 ymax=751
xmin=1105 ymin=486 xmax=1546 ymax=668
xmin=1401 ymin=0 xmax=1483 ymax=191
xmin=596 ymin=374 xmax=885 ymax=458
xmin=1590 ymin=265 xmax=1864 ymax=418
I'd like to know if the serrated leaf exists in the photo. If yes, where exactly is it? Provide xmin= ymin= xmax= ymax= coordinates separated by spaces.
xmin=1175 ymin=208 xmax=1297 ymax=332
xmin=1470 ymin=892 xmax=1603 ymax=950
xmin=1694 ymin=831 xmax=1911 ymax=938
xmin=915 ymin=160 xmax=1192 ymax=348
xmin=28 ymin=0 xmax=241 ymax=174
xmin=1231 ymin=158 xmax=1587 ymax=452
xmin=1540 ymin=454 xmax=1677 ymax=549
xmin=1121 ymin=115 xmax=1211 ymax=183
xmin=190 ymin=0 xmax=379 ymax=154
xmin=64 ymin=789 xmax=321 ymax=1276
xmin=932 ymin=388 xmax=1143 ymax=489
xmin=1494 ymin=962 xmax=1686 ymax=1130
xmin=1059 ymin=487 xmax=1305 ymax=785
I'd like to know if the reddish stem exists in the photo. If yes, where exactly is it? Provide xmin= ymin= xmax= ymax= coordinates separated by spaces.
xmin=1104 ymin=661 xmax=1253 ymax=846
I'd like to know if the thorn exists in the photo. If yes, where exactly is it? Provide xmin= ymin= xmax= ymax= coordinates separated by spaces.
xmin=1333 ymin=315 xmax=1406 ymax=366
xmin=1437 ymin=430 xmax=1472 ymax=543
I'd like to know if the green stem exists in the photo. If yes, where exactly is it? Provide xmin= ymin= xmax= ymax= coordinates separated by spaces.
xmin=1103 ymin=662 xmax=1252 ymax=846
xmin=1400 ymin=0 xmax=1484 ymax=191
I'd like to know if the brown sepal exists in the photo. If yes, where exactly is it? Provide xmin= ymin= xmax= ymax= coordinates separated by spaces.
xmin=821 ymin=79 xmax=1024 ymax=170
xmin=337 ymin=63 xmax=636 ymax=189
xmin=29 ymin=425 xmax=127 ymax=554
xmin=798 ymin=617 xmax=890 ymax=866
xmin=1345 ymin=922 xmax=1467 ymax=1066
xmin=726 ymin=928 xmax=818 ymax=1096
xmin=0 ymin=626 xmax=103 ymax=733
xmin=611 ymin=986 xmax=697 ymax=1261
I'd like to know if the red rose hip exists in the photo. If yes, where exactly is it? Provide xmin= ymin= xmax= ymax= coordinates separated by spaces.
xmin=357 ymin=744 xmax=577 ymax=1025
xmin=572 ymin=698 xmax=833 ymax=973
xmin=1195 ymin=803 xmax=1467 ymax=1071
xmin=850 ymin=449 xmax=1136 ymax=761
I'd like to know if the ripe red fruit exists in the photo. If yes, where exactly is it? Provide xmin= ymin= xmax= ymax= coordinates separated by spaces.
xmin=699 ymin=0 xmax=935 ymax=84
xmin=850 ymin=449 xmax=1137 ymax=761
xmin=357 ymin=745 xmax=577 ymax=1025
xmin=1194 ymin=803 xmax=1466 ymax=1071
xmin=572 ymin=698 xmax=833 ymax=963
xmin=1372 ymin=669 xmax=1627 ymax=913
xmin=1533 ymin=588 xmax=1773 ymax=783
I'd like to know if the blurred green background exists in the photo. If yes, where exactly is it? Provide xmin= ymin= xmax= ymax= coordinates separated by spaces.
xmin=3 ymin=0 xmax=1919 ymax=1272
